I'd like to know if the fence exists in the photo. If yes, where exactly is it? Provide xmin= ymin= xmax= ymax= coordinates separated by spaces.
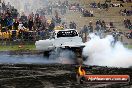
xmin=0 ymin=29 xmax=52 ymax=46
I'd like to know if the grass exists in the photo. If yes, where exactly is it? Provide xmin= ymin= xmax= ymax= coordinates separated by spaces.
xmin=0 ymin=44 xmax=131 ymax=51
xmin=0 ymin=44 xmax=36 ymax=51
xmin=125 ymin=45 xmax=132 ymax=49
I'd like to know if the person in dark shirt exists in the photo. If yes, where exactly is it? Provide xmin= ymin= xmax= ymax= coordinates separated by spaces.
xmin=72 ymin=21 xmax=77 ymax=29
xmin=28 ymin=18 xmax=34 ymax=30
xmin=35 ymin=18 xmax=42 ymax=30
xmin=69 ymin=22 xmax=74 ymax=29
xmin=2 ymin=1 xmax=6 ymax=11
xmin=7 ymin=16 xmax=13 ymax=30
xmin=1 ymin=16 xmax=6 ymax=28
xmin=13 ymin=19 xmax=19 ymax=30
xmin=20 ymin=13 xmax=28 ymax=28
xmin=83 ymin=25 xmax=88 ymax=33
xmin=48 ymin=20 xmax=55 ymax=32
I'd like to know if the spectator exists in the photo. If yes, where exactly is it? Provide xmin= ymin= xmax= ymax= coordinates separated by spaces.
xmin=83 ymin=25 xmax=88 ymax=33
xmin=28 ymin=17 xmax=34 ymax=30
xmin=61 ymin=3 xmax=67 ymax=15
xmin=20 ymin=13 xmax=28 ymax=28
xmin=69 ymin=22 xmax=73 ymax=29
xmin=72 ymin=21 xmax=77 ymax=29
xmin=97 ymin=2 xmax=101 ymax=9
xmin=48 ymin=20 xmax=55 ymax=32
xmin=124 ymin=19 xmax=132 ymax=30
xmin=47 ymin=5 xmax=52 ymax=15
xmin=0 ymin=15 xmax=7 ymax=28
xmin=7 ymin=16 xmax=13 ymax=30
xmin=110 ymin=22 xmax=114 ymax=28
xmin=90 ymin=2 xmax=97 ymax=8
xmin=2 ymin=1 xmax=6 ymax=12
xmin=88 ymin=21 xmax=93 ymax=33
xmin=111 ymin=29 xmax=120 ymax=44
xmin=6 ymin=2 xmax=11 ymax=10
xmin=13 ymin=19 xmax=19 ymax=30
xmin=69 ymin=22 xmax=76 ymax=29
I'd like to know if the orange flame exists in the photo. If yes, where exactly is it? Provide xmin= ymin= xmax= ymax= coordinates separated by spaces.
xmin=78 ymin=66 xmax=86 ymax=76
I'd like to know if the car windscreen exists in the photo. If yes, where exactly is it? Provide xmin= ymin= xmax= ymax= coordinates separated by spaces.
xmin=57 ymin=30 xmax=78 ymax=38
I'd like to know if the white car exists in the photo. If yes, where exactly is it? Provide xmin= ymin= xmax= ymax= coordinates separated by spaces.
xmin=35 ymin=29 xmax=85 ymax=57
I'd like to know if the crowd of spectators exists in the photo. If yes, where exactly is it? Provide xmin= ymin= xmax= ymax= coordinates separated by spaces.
xmin=90 ymin=2 xmax=109 ymax=10
xmin=35 ymin=0 xmax=69 ymax=16
xmin=68 ymin=3 xmax=94 ymax=17
xmin=117 ymin=0 xmax=132 ymax=3
xmin=124 ymin=19 xmax=132 ymax=39
xmin=90 ymin=1 xmax=125 ymax=11
xmin=0 ymin=2 xmax=19 ymax=32
xmin=69 ymin=21 xmax=77 ymax=29
xmin=80 ymin=20 xmax=132 ymax=42
xmin=88 ymin=0 xmax=132 ymax=40
xmin=81 ymin=20 xmax=107 ymax=38
xmin=126 ymin=31 xmax=132 ymax=39
xmin=81 ymin=20 xmax=118 ymax=34
xmin=0 ymin=0 xmax=131 ymax=42
xmin=109 ymin=3 xmax=124 ymax=7
xmin=0 ymin=1 xmax=64 ymax=41
xmin=0 ymin=1 xmax=80 ymax=41
xmin=82 ymin=10 xmax=94 ymax=17
xmin=124 ymin=19 xmax=132 ymax=30
xmin=69 ymin=3 xmax=81 ymax=11
xmin=81 ymin=22 xmax=94 ymax=34
xmin=120 ymin=9 xmax=132 ymax=16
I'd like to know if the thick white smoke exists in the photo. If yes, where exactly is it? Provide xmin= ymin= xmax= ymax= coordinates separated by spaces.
xmin=83 ymin=34 xmax=132 ymax=68
xmin=4 ymin=0 xmax=48 ymax=14
xmin=49 ymin=48 xmax=76 ymax=64
xmin=0 ymin=54 xmax=56 ymax=64
xmin=0 ymin=49 xmax=75 ymax=64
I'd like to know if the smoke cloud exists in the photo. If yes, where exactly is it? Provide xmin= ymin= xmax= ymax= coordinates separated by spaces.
xmin=49 ymin=48 xmax=75 ymax=64
xmin=0 ymin=49 xmax=75 ymax=64
xmin=0 ymin=54 xmax=55 ymax=64
xmin=4 ymin=0 xmax=48 ymax=14
xmin=83 ymin=34 xmax=132 ymax=68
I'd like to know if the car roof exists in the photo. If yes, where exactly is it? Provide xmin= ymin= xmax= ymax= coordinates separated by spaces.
xmin=54 ymin=29 xmax=77 ymax=33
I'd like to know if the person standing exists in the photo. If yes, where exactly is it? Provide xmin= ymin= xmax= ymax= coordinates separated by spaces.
xmin=13 ymin=19 xmax=19 ymax=30
xmin=28 ymin=17 xmax=34 ymax=30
